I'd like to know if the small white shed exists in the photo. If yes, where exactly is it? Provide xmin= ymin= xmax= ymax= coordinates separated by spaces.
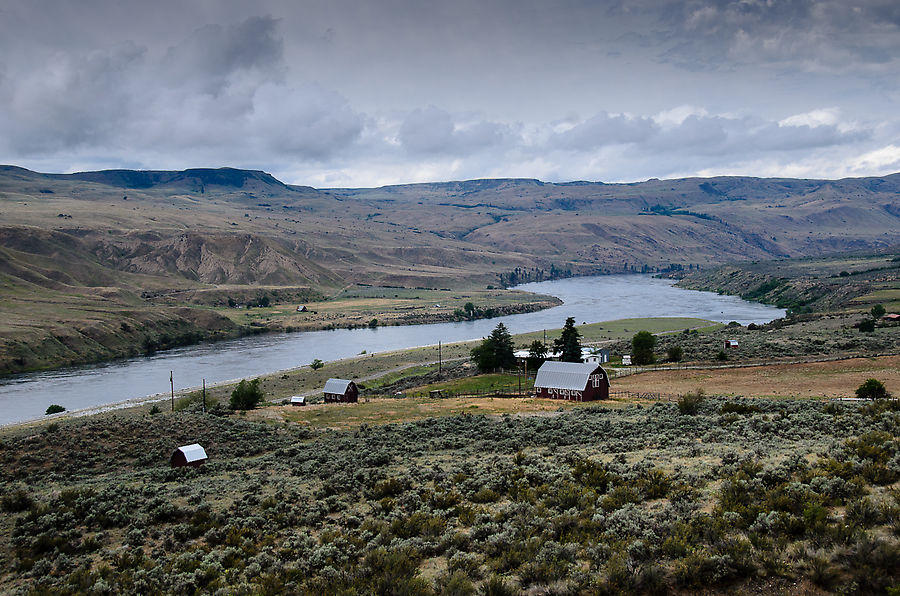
xmin=170 ymin=443 xmax=208 ymax=468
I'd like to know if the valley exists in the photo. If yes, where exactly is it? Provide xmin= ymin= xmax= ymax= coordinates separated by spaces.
xmin=2 ymin=166 xmax=899 ymax=374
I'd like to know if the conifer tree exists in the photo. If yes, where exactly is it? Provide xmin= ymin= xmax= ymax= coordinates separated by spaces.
xmin=555 ymin=317 xmax=583 ymax=362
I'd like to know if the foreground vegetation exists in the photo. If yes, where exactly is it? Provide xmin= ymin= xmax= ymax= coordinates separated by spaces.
xmin=2 ymin=394 xmax=899 ymax=594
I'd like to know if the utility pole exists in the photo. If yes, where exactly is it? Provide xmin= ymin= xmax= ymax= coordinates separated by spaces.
xmin=438 ymin=341 xmax=442 ymax=376
xmin=170 ymin=371 xmax=174 ymax=412
xmin=202 ymin=378 xmax=206 ymax=413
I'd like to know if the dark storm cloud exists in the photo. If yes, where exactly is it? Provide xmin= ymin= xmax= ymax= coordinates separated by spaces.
xmin=639 ymin=0 xmax=900 ymax=71
xmin=0 ymin=11 xmax=363 ymax=165
xmin=162 ymin=16 xmax=284 ymax=93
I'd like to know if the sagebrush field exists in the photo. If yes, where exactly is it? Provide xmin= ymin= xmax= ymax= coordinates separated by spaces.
xmin=2 ymin=394 xmax=899 ymax=594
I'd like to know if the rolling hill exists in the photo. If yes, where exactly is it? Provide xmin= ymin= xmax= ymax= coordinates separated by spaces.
xmin=1 ymin=165 xmax=899 ymax=373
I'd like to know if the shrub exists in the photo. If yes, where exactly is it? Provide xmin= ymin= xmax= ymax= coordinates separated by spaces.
xmin=230 ymin=379 xmax=263 ymax=410
xmin=859 ymin=319 xmax=876 ymax=333
xmin=45 ymin=404 xmax=65 ymax=415
xmin=310 ymin=359 xmax=324 ymax=370
xmin=719 ymin=402 xmax=760 ymax=416
xmin=666 ymin=345 xmax=684 ymax=362
xmin=716 ymin=350 xmax=728 ymax=361
xmin=871 ymin=304 xmax=886 ymax=319
xmin=632 ymin=331 xmax=656 ymax=365
xmin=856 ymin=378 xmax=891 ymax=400
xmin=677 ymin=389 xmax=705 ymax=415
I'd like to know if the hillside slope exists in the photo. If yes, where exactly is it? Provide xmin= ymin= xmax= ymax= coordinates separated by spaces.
xmin=2 ymin=165 xmax=899 ymax=373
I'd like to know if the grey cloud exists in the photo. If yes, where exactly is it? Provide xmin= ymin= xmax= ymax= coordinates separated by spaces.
xmin=399 ymin=106 xmax=514 ymax=156
xmin=162 ymin=16 xmax=284 ymax=94
xmin=549 ymin=112 xmax=657 ymax=151
xmin=0 ymin=14 xmax=362 ymax=164
xmin=1 ymin=42 xmax=145 ymax=153
xmin=649 ymin=114 xmax=866 ymax=156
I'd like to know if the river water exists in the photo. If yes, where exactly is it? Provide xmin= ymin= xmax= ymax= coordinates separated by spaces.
xmin=0 ymin=275 xmax=783 ymax=425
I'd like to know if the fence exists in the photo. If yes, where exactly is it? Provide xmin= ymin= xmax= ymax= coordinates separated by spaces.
xmin=608 ymin=390 xmax=679 ymax=401
xmin=400 ymin=385 xmax=529 ymax=400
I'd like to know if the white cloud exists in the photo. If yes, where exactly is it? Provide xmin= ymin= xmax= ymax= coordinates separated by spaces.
xmin=779 ymin=108 xmax=841 ymax=128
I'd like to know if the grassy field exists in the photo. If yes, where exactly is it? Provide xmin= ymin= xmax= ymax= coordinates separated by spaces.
xmin=215 ymin=286 xmax=560 ymax=332
xmin=273 ymin=394 xmax=628 ymax=430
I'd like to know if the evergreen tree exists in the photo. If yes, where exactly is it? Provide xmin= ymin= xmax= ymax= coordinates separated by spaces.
xmin=554 ymin=317 xmax=583 ymax=362
xmin=471 ymin=322 xmax=516 ymax=372
xmin=526 ymin=340 xmax=548 ymax=372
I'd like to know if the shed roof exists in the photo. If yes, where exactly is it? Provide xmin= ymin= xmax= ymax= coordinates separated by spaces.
xmin=290 ymin=396 xmax=306 ymax=404
xmin=175 ymin=443 xmax=207 ymax=463
xmin=534 ymin=361 xmax=605 ymax=391
xmin=324 ymin=378 xmax=353 ymax=394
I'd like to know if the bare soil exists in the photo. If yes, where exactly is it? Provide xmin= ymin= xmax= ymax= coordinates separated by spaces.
xmin=612 ymin=354 xmax=900 ymax=399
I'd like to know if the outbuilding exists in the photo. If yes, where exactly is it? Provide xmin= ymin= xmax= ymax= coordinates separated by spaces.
xmin=296 ymin=305 xmax=308 ymax=312
xmin=533 ymin=361 xmax=610 ymax=401
xmin=585 ymin=348 xmax=610 ymax=364
xmin=170 ymin=443 xmax=208 ymax=468
xmin=290 ymin=396 xmax=306 ymax=407
xmin=724 ymin=339 xmax=739 ymax=349
xmin=323 ymin=378 xmax=359 ymax=403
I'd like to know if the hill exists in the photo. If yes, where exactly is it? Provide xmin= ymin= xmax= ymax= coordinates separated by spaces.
xmin=1 ymin=165 xmax=899 ymax=373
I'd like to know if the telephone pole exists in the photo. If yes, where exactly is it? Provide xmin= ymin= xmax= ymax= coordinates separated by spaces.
xmin=170 ymin=371 xmax=174 ymax=412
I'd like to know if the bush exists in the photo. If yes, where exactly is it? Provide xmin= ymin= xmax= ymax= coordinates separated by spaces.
xmin=310 ymin=358 xmax=324 ymax=370
xmin=716 ymin=350 xmax=728 ymax=361
xmin=632 ymin=331 xmax=656 ymax=365
xmin=230 ymin=379 xmax=263 ymax=410
xmin=859 ymin=319 xmax=876 ymax=333
xmin=677 ymin=389 xmax=705 ymax=415
xmin=666 ymin=345 xmax=684 ymax=362
xmin=856 ymin=378 xmax=891 ymax=400
xmin=45 ymin=404 xmax=65 ymax=415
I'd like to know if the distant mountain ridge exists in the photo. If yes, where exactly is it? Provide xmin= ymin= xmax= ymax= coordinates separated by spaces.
xmin=1 ymin=164 xmax=899 ymax=373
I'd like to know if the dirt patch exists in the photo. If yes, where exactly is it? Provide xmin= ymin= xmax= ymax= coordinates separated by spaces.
xmin=612 ymin=355 xmax=900 ymax=398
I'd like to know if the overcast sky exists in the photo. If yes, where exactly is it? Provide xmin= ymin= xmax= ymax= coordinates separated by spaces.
xmin=1 ymin=0 xmax=899 ymax=187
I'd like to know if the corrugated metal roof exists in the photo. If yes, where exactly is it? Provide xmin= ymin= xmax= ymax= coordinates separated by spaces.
xmin=290 ymin=395 xmax=306 ymax=404
xmin=324 ymin=378 xmax=352 ymax=394
xmin=177 ymin=443 xmax=207 ymax=463
xmin=534 ymin=361 xmax=603 ymax=391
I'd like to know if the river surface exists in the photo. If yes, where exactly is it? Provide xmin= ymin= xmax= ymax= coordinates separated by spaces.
xmin=0 ymin=275 xmax=783 ymax=425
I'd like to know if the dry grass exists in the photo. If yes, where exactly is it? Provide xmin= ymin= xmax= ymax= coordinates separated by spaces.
xmin=612 ymin=354 xmax=900 ymax=399
xmin=269 ymin=394 xmax=625 ymax=429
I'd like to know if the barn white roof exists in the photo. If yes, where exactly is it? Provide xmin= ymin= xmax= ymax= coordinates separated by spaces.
xmin=324 ymin=378 xmax=353 ymax=394
xmin=534 ymin=361 xmax=602 ymax=391
xmin=176 ymin=443 xmax=208 ymax=463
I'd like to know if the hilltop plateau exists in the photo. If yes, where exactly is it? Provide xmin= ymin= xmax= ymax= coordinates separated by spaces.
xmin=1 ymin=166 xmax=899 ymax=373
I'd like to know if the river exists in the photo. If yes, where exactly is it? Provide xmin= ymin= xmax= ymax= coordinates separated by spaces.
xmin=0 ymin=275 xmax=783 ymax=425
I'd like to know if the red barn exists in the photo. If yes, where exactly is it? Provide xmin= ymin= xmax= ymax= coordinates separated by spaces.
xmin=533 ymin=361 xmax=610 ymax=401
xmin=170 ymin=443 xmax=208 ymax=468
xmin=323 ymin=378 xmax=359 ymax=403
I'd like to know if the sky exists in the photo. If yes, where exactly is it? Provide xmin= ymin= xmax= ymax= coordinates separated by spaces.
xmin=1 ymin=0 xmax=899 ymax=187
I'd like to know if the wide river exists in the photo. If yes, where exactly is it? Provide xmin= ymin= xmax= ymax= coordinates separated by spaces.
xmin=0 ymin=275 xmax=783 ymax=425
